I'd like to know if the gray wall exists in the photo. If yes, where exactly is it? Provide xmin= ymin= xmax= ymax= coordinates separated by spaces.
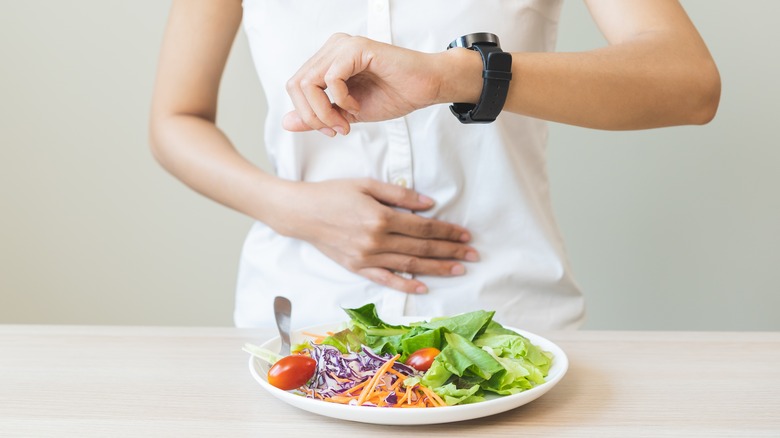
xmin=1 ymin=1 xmax=778 ymax=329
xmin=551 ymin=1 xmax=780 ymax=330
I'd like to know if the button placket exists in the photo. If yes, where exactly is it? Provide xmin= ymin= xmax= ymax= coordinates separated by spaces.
xmin=367 ymin=0 xmax=391 ymax=43
xmin=366 ymin=0 xmax=413 ymax=317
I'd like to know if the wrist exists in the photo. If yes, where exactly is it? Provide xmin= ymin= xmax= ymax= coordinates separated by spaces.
xmin=248 ymin=177 xmax=301 ymax=237
xmin=433 ymin=48 xmax=483 ymax=105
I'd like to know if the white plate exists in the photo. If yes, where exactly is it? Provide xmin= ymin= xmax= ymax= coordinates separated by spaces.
xmin=248 ymin=320 xmax=568 ymax=425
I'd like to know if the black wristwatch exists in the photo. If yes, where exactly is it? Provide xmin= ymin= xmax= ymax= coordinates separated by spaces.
xmin=447 ymin=33 xmax=512 ymax=124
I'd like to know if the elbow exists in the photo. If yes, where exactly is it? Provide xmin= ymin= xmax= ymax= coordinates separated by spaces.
xmin=148 ymin=114 xmax=172 ymax=171
xmin=148 ymin=120 xmax=164 ymax=166
xmin=688 ymin=61 xmax=721 ymax=125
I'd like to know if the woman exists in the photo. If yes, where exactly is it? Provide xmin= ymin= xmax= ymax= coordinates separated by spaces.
xmin=150 ymin=0 xmax=719 ymax=329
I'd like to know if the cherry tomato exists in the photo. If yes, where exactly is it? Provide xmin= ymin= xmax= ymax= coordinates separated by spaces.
xmin=267 ymin=355 xmax=316 ymax=390
xmin=404 ymin=347 xmax=441 ymax=371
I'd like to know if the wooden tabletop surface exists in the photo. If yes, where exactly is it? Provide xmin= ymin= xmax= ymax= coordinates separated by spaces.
xmin=1 ymin=326 xmax=778 ymax=437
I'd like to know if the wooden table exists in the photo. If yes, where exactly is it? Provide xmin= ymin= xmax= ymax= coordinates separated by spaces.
xmin=1 ymin=326 xmax=778 ymax=437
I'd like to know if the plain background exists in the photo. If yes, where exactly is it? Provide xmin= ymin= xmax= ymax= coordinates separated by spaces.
xmin=1 ymin=1 xmax=778 ymax=330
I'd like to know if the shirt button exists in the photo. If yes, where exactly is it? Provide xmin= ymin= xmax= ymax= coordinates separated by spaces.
xmin=373 ymin=1 xmax=385 ymax=12
xmin=394 ymin=177 xmax=407 ymax=188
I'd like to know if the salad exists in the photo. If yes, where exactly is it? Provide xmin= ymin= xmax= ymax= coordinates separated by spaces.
xmin=244 ymin=304 xmax=553 ymax=408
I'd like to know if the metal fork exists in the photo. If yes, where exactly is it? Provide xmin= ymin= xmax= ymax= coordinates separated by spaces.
xmin=273 ymin=296 xmax=292 ymax=356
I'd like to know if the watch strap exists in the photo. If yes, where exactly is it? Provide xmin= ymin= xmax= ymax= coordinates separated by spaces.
xmin=450 ymin=44 xmax=512 ymax=124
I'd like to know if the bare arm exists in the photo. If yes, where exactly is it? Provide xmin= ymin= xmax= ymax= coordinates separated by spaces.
xmin=149 ymin=0 xmax=276 ymax=220
xmin=149 ymin=0 xmax=476 ymax=294
xmin=284 ymin=0 xmax=720 ymax=132
xmin=439 ymin=0 xmax=721 ymax=129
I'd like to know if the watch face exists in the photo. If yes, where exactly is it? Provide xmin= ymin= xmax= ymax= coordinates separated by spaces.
xmin=448 ymin=32 xmax=500 ymax=49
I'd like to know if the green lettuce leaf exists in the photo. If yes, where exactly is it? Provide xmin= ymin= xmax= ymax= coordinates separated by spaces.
xmin=420 ymin=357 xmax=453 ymax=388
xmin=242 ymin=343 xmax=282 ymax=365
xmin=343 ymin=303 xmax=410 ymax=337
xmin=320 ymin=326 xmax=366 ymax=353
xmin=433 ymin=383 xmax=485 ymax=406
xmin=430 ymin=332 xmax=504 ymax=381
xmin=473 ymin=331 xmax=552 ymax=375
xmin=421 ymin=310 xmax=495 ymax=341
xmin=478 ymin=346 xmax=539 ymax=395
xmin=400 ymin=327 xmax=444 ymax=357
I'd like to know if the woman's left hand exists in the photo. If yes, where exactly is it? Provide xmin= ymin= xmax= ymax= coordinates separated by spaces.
xmin=282 ymin=33 xmax=450 ymax=136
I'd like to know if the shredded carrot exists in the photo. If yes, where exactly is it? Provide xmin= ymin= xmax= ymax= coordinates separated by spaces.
xmin=357 ymin=354 xmax=400 ymax=405
xmin=323 ymin=395 xmax=354 ymax=403
xmin=389 ymin=378 xmax=404 ymax=392
xmin=301 ymin=331 xmax=322 ymax=338
xmin=419 ymin=385 xmax=446 ymax=407
xmin=301 ymin=331 xmax=326 ymax=344
xmin=302 ymin=388 xmax=325 ymax=400
xmin=397 ymin=384 xmax=412 ymax=405
xmin=339 ymin=379 xmax=370 ymax=395
xmin=327 ymin=372 xmax=352 ymax=384
xmin=386 ymin=368 xmax=406 ymax=379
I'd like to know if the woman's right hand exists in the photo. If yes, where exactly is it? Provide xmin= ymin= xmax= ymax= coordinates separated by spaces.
xmin=268 ymin=178 xmax=479 ymax=294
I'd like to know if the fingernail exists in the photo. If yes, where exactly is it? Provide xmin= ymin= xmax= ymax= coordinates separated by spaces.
xmin=415 ymin=284 xmax=428 ymax=294
xmin=465 ymin=250 xmax=479 ymax=262
xmin=459 ymin=232 xmax=471 ymax=242
xmin=333 ymin=126 xmax=346 ymax=136
xmin=418 ymin=194 xmax=434 ymax=205
xmin=451 ymin=264 xmax=466 ymax=275
xmin=318 ymin=127 xmax=336 ymax=137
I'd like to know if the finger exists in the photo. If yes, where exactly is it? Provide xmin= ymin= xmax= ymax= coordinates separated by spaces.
xmin=387 ymin=213 xmax=471 ymax=243
xmin=281 ymin=110 xmax=313 ymax=132
xmin=363 ymin=179 xmax=436 ymax=211
xmin=364 ymin=253 xmax=468 ymax=277
xmin=321 ymin=34 xmax=370 ymax=115
xmin=323 ymin=64 xmax=361 ymax=116
xmin=384 ymin=235 xmax=479 ymax=261
xmin=357 ymin=267 xmax=429 ymax=294
xmin=285 ymin=77 xmax=334 ymax=136
xmin=300 ymin=77 xmax=351 ymax=135
xmin=283 ymin=104 xmax=358 ymax=132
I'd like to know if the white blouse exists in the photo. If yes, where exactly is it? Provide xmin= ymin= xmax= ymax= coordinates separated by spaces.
xmin=235 ymin=0 xmax=585 ymax=330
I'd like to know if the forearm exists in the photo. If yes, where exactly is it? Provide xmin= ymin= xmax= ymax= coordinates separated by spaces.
xmin=435 ymin=0 xmax=721 ymax=131
xmin=509 ymin=38 xmax=720 ymax=129
xmin=149 ymin=115 xmax=285 ymax=225
xmin=437 ymin=37 xmax=720 ymax=130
